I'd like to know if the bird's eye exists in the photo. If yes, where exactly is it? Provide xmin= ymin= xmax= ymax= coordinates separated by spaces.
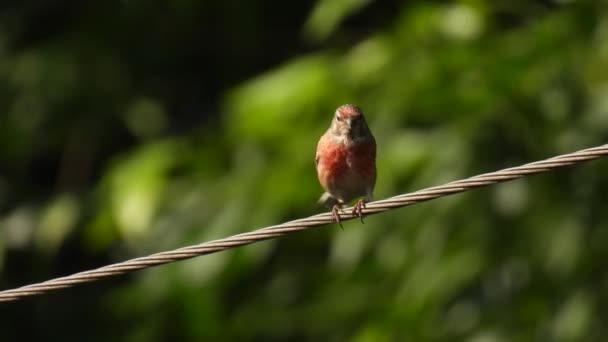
xmin=335 ymin=115 xmax=342 ymax=121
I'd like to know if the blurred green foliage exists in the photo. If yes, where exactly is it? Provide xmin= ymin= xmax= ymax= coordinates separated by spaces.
xmin=1 ymin=0 xmax=608 ymax=341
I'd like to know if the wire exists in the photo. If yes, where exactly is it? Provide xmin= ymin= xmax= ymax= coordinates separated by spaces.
xmin=1 ymin=144 xmax=607 ymax=302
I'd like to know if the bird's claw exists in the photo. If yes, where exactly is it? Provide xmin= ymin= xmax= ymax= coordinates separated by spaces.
xmin=331 ymin=204 xmax=345 ymax=229
xmin=352 ymin=199 xmax=367 ymax=223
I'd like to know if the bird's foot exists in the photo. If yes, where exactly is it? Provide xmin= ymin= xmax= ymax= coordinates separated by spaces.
xmin=331 ymin=204 xmax=345 ymax=229
xmin=352 ymin=199 xmax=367 ymax=223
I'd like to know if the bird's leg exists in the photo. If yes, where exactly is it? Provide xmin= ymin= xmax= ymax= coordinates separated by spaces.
xmin=331 ymin=201 xmax=345 ymax=229
xmin=352 ymin=199 xmax=367 ymax=223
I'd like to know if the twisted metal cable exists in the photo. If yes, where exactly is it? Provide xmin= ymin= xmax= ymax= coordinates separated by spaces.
xmin=1 ymin=144 xmax=607 ymax=302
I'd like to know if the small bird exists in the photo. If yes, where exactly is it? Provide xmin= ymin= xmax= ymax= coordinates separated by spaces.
xmin=315 ymin=104 xmax=377 ymax=225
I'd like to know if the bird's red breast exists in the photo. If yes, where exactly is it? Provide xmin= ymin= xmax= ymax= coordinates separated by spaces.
xmin=316 ymin=130 xmax=376 ymax=203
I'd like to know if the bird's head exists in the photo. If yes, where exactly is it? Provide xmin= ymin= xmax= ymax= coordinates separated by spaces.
xmin=330 ymin=104 xmax=370 ymax=141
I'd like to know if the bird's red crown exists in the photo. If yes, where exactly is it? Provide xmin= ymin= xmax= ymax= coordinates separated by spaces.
xmin=336 ymin=104 xmax=362 ymax=120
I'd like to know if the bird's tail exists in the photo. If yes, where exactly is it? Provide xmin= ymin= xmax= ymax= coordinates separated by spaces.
xmin=318 ymin=192 xmax=339 ymax=208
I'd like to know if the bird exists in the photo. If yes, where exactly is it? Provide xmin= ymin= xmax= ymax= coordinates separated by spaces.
xmin=315 ymin=104 xmax=376 ymax=225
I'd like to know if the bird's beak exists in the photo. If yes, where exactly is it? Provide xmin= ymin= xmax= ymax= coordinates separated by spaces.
xmin=346 ymin=118 xmax=353 ymax=129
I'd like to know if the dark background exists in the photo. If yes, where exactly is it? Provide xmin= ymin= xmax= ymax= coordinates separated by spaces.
xmin=1 ymin=0 xmax=608 ymax=340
